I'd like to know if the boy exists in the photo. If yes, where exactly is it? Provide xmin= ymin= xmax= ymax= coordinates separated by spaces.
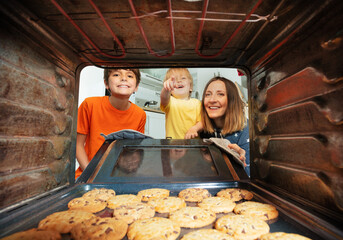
xmin=75 ymin=68 xmax=146 ymax=179
xmin=160 ymin=68 xmax=201 ymax=139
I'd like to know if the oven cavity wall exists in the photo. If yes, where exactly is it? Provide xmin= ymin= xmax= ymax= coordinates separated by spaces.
xmin=0 ymin=5 xmax=80 ymax=208
xmin=249 ymin=1 xmax=343 ymax=220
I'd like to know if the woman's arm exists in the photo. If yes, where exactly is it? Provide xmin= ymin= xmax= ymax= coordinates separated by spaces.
xmin=231 ymin=125 xmax=250 ymax=168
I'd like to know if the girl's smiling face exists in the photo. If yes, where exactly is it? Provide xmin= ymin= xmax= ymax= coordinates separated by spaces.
xmin=204 ymin=80 xmax=228 ymax=127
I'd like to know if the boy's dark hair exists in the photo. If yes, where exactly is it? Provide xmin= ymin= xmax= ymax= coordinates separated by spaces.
xmin=104 ymin=68 xmax=141 ymax=86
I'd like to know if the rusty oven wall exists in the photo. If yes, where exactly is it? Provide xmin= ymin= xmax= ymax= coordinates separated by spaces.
xmin=249 ymin=2 xmax=343 ymax=218
xmin=0 ymin=7 xmax=81 ymax=208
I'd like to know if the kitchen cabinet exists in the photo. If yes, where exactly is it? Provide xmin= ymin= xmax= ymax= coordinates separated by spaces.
xmin=144 ymin=109 xmax=165 ymax=139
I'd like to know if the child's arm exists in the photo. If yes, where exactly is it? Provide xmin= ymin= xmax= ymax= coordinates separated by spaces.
xmin=76 ymin=133 xmax=89 ymax=171
xmin=160 ymin=77 xmax=175 ymax=107
xmin=184 ymin=121 xmax=203 ymax=139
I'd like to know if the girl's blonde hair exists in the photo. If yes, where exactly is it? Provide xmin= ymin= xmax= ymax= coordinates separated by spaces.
xmin=164 ymin=68 xmax=193 ymax=96
xmin=201 ymin=77 xmax=246 ymax=135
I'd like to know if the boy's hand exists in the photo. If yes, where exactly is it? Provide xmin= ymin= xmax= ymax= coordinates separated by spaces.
xmin=228 ymin=143 xmax=247 ymax=166
xmin=163 ymin=76 xmax=175 ymax=92
xmin=185 ymin=122 xmax=203 ymax=139
xmin=184 ymin=126 xmax=199 ymax=139
xmin=160 ymin=76 xmax=175 ymax=107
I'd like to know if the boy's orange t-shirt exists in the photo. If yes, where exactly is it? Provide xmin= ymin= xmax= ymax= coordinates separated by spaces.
xmin=75 ymin=96 xmax=146 ymax=179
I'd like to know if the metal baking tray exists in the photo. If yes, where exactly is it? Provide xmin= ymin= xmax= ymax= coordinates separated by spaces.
xmin=0 ymin=181 xmax=327 ymax=239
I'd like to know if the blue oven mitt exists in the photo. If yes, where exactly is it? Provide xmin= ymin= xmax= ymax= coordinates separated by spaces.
xmin=101 ymin=129 xmax=153 ymax=141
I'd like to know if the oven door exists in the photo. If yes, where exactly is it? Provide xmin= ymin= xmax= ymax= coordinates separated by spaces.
xmin=77 ymin=139 xmax=249 ymax=184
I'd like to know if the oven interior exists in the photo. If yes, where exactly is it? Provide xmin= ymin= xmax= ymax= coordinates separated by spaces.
xmin=0 ymin=0 xmax=342 ymax=239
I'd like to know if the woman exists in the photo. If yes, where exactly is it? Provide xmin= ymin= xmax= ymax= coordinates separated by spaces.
xmin=199 ymin=76 xmax=249 ymax=175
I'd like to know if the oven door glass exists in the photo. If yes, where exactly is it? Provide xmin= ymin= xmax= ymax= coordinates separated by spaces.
xmin=111 ymin=147 xmax=218 ymax=177
xmin=88 ymin=139 xmax=248 ymax=183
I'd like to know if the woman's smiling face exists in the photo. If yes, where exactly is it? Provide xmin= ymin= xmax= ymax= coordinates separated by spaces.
xmin=204 ymin=80 xmax=228 ymax=127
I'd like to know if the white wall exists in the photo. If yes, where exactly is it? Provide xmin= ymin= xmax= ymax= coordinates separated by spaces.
xmin=195 ymin=68 xmax=244 ymax=100
xmin=78 ymin=66 xmax=106 ymax=106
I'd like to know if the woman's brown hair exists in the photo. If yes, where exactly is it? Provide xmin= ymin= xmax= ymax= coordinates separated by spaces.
xmin=201 ymin=77 xmax=246 ymax=135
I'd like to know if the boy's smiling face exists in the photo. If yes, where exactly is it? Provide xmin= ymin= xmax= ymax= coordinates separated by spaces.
xmin=171 ymin=73 xmax=192 ymax=100
xmin=105 ymin=69 xmax=138 ymax=98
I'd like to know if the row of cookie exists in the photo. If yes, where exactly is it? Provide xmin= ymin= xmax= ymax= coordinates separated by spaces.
xmin=52 ymin=187 xmax=274 ymax=238
xmin=114 ymin=187 xmax=277 ymax=223
xmin=76 ymin=187 xmax=253 ymax=203
xmin=1 ymin=187 xmax=309 ymax=240
xmin=122 ymin=187 xmax=310 ymax=240
xmin=1 ymin=212 xmax=311 ymax=240
xmin=38 ymin=206 xmax=281 ymax=240
xmin=66 ymin=187 xmax=248 ymax=215
xmin=66 ymin=187 xmax=288 ymax=240
xmin=94 ymin=187 xmax=309 ymax=240
xmin=181 ymin=229 xmax=312 ymax=240
xmin=128 ymin=217 xmax=312 ymax=240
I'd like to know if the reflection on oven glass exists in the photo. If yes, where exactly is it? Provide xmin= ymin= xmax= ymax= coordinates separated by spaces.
xmin=111 ymin=147 xmax=218 ymax=177
xmin=116 ymin=149 xmax=144 ymax=174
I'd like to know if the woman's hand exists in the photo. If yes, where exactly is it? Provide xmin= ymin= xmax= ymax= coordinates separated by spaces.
xmin=228 ymin=143 xmax=246 ymax=166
